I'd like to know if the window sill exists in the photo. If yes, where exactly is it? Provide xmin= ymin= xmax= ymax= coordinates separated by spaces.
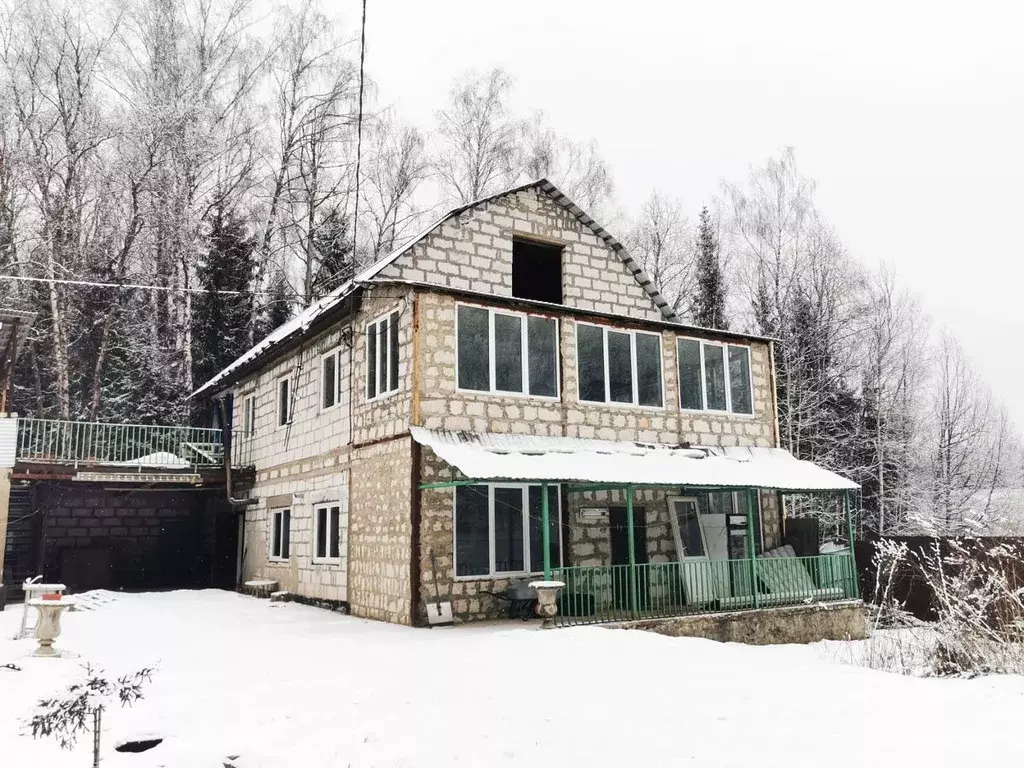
xmin=268 ymin=556 xmax=289 ymax=564
xmin=453 ymin=570 xmax=556 ymax=582
xmin=578 ymin=398 xmax=666 ymax=411
xmin=366 ymin=387 xmax=402 ymax=405
xmin=679 ymin=408 xmax=757 ymax=419
xmin=455 ymin=387 xmax=561 ymax=402
xmin=312 ymin=557 xmax=342 ymax=566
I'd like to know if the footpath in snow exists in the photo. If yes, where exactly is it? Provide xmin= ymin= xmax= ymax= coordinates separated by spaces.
xmin=2 ymin=589 xmax=1023 ymax=767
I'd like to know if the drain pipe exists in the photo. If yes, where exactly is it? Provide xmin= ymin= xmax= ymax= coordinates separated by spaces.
xmin=217 ymin=397 xmax=258 ymax=508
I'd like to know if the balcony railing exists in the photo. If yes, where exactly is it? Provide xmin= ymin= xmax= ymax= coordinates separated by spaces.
xmin=16 ymin=418 xmax=227 ymax=469
xmin=551 ymin=552 xmax=857 ymax=627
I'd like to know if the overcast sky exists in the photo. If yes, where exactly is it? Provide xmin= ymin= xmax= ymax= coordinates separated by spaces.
xmin=362 ymin=0 xmax=1024 ymax=424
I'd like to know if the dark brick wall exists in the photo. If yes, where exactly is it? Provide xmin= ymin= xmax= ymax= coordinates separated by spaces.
xmin=34 ymin=483 xmax=229 ymax=592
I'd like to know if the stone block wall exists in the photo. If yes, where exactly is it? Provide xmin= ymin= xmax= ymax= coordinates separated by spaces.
xmin=377 ymin=186 xmax=665 ymax=322
xmin=348 ymin=436 xmax=413 ymax=623
xmin=33 ymin=484 xmax=221 ymax=591
xmin=415 ymin=291 xmax=776 ymax=447
xmin=231 ymin=285 xmax=414 ymax=470
xmin=241 ymin=459 xmax=351 ymax=605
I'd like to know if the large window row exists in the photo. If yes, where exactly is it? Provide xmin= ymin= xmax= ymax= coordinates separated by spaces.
xmin=677 ymin=339 xmax=753 ymax=415
xmin=576 ymin=323 xmax=663 ymax=407
xmin=455 ymin=484 xmax=562 ymax=578
xmin=456 ymin=306 xmax=558 ymax=397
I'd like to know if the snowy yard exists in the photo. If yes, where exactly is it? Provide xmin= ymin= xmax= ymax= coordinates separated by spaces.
xmin=2 ymin=591 xmax=1023 ymax=767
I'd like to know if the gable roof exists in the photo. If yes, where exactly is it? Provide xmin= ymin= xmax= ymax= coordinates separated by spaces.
xmin=192 ymin=179 xmax=677 ymax=399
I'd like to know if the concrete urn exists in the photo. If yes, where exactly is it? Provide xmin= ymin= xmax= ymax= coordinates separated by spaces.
xmin=28 ymin=598 xmax=74 ymax=657
xmin=529 ymin=581 xmax=565 ymax=628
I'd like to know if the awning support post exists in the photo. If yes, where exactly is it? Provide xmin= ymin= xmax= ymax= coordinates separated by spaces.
xmin=745 ymin=489 xmax=759 ymax=610
xmin=626 ymin=484 xmax=638 ymax=615
xmin=843 ymin=490 xmax=860 ymax=599
xmin=541 ymin=482 xmax=552 ymax=581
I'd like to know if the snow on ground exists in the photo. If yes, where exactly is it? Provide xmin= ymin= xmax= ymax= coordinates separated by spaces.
xmin=2 ymin=591 xmax=1023 ymax=767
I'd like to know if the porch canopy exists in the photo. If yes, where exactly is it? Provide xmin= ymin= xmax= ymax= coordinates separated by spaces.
xmin=410 ymin=427 xmax=856 ymax=492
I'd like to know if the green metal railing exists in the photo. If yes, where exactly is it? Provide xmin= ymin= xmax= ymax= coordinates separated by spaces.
xmin=551 ymin=552 xmax=857 ymax=627
xmin=16 ymin=418 xmax=226 ymax=469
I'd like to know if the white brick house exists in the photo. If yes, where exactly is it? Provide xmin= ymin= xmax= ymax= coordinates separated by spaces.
xmin=195 ymin=180 xmax=860 ymax=629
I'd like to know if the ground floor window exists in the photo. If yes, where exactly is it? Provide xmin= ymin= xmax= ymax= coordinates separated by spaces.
xmin=454 ymin=484 xmax=562 ymax=577
xmin=270 ymin=508 xmax=291 ymax=560
xmin=313 ymin=504 xmax=342 ymax=563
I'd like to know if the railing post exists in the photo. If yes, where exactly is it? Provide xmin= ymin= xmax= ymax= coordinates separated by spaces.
xmin=541 ymin=482 xmax=552 ymax=581
xmin=746 ymin=488 xmax=759 ymax=609
xmin=625 ymin=484 xmax=638 ymax=616
xmin=844 ymin=490 xmax=860 ymax=599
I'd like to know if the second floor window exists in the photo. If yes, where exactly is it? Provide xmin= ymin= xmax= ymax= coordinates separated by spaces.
xmin=321 ymin=349 xmax=339 ymax=411
xmin=242 ymin=393 xmax=255 ymax=437
xmin=576 ymin=323 xmax=663 ymax=407
xmin=277 ymin=376 xmax=293 ymax=426
xmin=677 ymin=339 xmax=753 ymax=415
xmin=456 ymin=305 xmax=558 ymax=398
xmin=366 ymin=311 xmax=400 ymax=400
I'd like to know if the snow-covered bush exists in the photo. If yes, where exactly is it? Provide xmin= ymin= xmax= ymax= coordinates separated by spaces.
xmin=916 ymin=540 xmax=1024 ymax=676
xmin=29 ymin=664 xmax=154 ymax=766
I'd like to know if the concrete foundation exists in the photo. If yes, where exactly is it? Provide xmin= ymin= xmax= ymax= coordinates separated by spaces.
xmin=615 ymin=600 xmax=869 ymax=645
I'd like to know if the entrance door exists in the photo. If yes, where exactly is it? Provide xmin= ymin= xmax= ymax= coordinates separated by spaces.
xmin=668 ymin=498 xmax=716 ymax=604
xmin=609 ymin=506 xmax=648 ymax=609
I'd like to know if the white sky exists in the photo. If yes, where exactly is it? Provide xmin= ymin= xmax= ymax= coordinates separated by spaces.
xmin=360 ymin=0 xmax=1024 ymax=424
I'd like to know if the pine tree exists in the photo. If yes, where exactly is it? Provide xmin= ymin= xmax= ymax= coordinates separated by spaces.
xmin=309 ymin=207 xmax=354 ymax=301
xmin=191 ymin=205 xmax=258 ymax=393
xmin=692 ymin=206 xmax=728 ymax=330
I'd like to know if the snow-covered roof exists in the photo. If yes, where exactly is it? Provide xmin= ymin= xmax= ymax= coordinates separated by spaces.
xmin=191 ymin=179 xmax=678 ymax=399
xmin=411 ymin=427 xmax=858 ymax=491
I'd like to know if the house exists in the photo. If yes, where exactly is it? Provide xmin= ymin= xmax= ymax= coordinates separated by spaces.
xmin=194 ymin=179 xmax=863 ymax=636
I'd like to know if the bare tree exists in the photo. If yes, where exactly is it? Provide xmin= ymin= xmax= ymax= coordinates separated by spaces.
xmin=521 ymin=112 xmax=614 ymax=215
xmin=624 ymin=191 xmax=692 ymax=316
xmin=360 ymin=110 xmax=432 ymax=262
xmin=434 ymin=68 xmax=521 ymax=204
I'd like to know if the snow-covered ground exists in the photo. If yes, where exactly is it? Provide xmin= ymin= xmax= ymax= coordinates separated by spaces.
xmin=2 ymin=590 xmax=1022 ymax=767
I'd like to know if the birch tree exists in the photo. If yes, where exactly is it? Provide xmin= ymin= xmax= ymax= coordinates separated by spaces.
xmin=623 ymin=191 xmax=692 ymax=315
xmin=521 ymin=112 xmax=614 ymax=215
xmin=434 ymin=68 xmax=521 ymax=204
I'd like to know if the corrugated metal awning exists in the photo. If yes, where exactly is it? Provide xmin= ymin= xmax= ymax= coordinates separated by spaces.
xmin=411 ymin=427 xmax=858 ymax=492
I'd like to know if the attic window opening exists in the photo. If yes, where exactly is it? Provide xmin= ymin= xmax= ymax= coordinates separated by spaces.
xmin=512 ymin=238 xmax=563 ymax=305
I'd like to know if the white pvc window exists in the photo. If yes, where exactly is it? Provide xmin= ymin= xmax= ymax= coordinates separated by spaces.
xmin=455 ymin=304 xmax=559 ymax=398
xmin=576 ymin=323 xmax=663 ymax=407
xmin=366 ymin=311 xmax=400 ymax=401
xmin=312 ymin=504 xmax=342 ymax=563
xmin=242 ymin=393 xmax=256 ymax=437
xmin=270 ymin=508 xmax=291 ymax=561
xmin=321 ymin=349 xmax=340 ymax=411
xmin=453 ymin=484 xmax=563 ymax=578
xmin=677 ymin=338 xmax=754 ymax=415
xmin=276 ymin=376 xmax=293 ymax=427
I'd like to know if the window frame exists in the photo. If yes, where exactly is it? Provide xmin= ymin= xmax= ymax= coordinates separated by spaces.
xmin=312 ymin=503 xmax=343 ymax=564
xmin=452 ymin=483 xmax=564 ymax=580
xmin=574 ymin=321 xmax=665 ymax=409
xmin=320 ymin=348 xmax=340 ymax=413
xmin=269 ymin=507 xmax=291 ymax=562
xmin=276 ymin=375 xmax=294 ymax=428
xmin=676 ymin=336 xmax=756 ymax=417
xmin=241 ymin=392 xmax=256 ymax=437
xmin=365 ymin=309 xmax=401 ymax=403
xmin=454 ymin=302 xmax=561 ymax=401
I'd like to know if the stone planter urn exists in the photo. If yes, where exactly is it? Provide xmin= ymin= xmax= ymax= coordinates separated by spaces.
xmin=529 ymin=581 xmax=565 ymax=629
xmin=28 ymin=597 xmax=74 ymax=657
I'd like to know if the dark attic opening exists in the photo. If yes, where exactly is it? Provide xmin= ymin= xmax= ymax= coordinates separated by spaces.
xmin=512 ymin=238 xmax=563 ymax=304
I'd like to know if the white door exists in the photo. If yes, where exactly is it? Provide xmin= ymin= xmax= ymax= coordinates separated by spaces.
xmin=668 ymin=497 xmax=717 ymax=604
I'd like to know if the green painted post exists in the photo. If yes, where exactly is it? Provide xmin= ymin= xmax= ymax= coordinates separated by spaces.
xmin=844 ymin=490 xmax=860 ymax=599
xmin=541 ymin=482 xmax=552 ymax=581
xmin=626 ymin=485 xmax=638 ymax=616
xmin=746 ymin=489 xmax=759 ymax=609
